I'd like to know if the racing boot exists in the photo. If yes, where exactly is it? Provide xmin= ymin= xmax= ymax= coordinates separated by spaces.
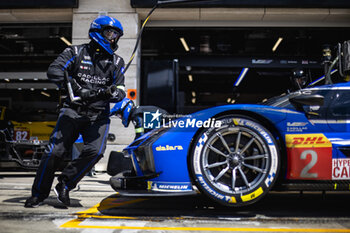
xmin=24 ymin=196 xmax=44 ymax=208
xmin=54 ymin=181 xmax=70 ymax=206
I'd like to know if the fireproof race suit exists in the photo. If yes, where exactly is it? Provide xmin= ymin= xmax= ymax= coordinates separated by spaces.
xmin=48 ymin=41 xmax=126 ymax=111
xmin=30 ymin=41 xmax=126 ymax=200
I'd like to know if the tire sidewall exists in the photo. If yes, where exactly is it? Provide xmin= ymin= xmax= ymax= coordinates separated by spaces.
xmin=191 ymin=115 xmax=280 ymax=206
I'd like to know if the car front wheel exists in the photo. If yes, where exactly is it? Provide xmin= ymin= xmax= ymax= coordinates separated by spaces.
xmin=190 ymin=115 xmax=280 ymax=207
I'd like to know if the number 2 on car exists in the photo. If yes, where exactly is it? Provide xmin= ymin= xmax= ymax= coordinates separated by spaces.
xmin=285 ymin=134 xmax=332 ymax=180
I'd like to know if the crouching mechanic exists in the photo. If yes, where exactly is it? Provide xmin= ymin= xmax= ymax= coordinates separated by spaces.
xmin=110 ymin=98 xmax=169 ymax=140
xmin=106 ymin=98 xmax=168 ymax=176
xmin=25 ymin=15 xmax=126 ymax=207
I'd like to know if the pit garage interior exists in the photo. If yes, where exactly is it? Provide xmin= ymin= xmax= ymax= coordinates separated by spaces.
xmin=0 ymin=23 xmax=71 ymax=122
xmin=140 ymin=27 xmax=350 ymax=113
xmin=1 ymin=0 xmax=350 ymax=170
xmin=2 ymin=25 xmax=350 ymax=118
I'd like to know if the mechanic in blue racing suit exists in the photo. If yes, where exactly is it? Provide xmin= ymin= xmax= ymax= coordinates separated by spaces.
xmin=110 ymin=97 xmax=168 ymax=139
xmin=25 ymin=16 xmax=126 ymax=208
xmin=107 ymin=97 xmax=168 ymax=176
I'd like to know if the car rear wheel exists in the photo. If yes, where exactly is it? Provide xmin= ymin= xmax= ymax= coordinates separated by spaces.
xmin=190 ymin=115 xmax=280 ymax=207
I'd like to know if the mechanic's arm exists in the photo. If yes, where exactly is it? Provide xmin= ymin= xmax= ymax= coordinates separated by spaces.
xmin=47 ymin=47 xmax=75 ymax=86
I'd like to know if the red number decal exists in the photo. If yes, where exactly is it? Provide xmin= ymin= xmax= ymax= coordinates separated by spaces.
xmin=13 ymin=129 xmax=30 ymax=141
xmin=286 ymin=134 xmax=332 ymax=180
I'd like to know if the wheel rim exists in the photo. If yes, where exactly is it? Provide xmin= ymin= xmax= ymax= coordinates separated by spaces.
xmin=202 ymin=126 xmax=270 ymax=194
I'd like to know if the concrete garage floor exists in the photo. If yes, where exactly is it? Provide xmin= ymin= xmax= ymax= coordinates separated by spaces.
xmin=1 ymin=172 xmax=350 ymax=233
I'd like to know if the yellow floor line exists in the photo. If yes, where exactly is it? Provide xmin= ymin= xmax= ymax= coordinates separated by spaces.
xmin=60 ymin=197 xmax=146 ymax=228
xmin=76 ymin=214 xmax=137 ymax=220
xmin=60 ymin=197 xmax=350 ymax=232
xmin=75 ymin=197 xmax=147 ymax=214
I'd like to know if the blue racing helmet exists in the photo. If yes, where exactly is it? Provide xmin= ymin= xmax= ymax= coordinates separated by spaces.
xmin=110 ymin=97 xmax=134 ymax=127
xmin=89 ymin=15 xmax=124 ymax=55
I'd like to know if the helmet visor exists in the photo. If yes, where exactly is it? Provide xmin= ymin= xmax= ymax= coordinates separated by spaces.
xmin=102 ymin=28 xmax=121 ymax=42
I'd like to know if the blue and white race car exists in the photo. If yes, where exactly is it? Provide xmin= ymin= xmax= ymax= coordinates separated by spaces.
xmin=110 ymin=81 xmax=350 ymax=207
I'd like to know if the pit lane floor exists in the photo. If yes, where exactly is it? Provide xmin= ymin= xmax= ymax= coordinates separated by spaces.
xmin=0 ymin=172 xmax=350 ymax=233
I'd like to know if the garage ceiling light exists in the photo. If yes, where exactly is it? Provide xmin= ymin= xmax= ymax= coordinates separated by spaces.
xmin=41 ymin=91 xmax=50 ymax=97
xmin=5 ymin=79 xmax=10 ymax=82
xmin=60 ymin=36 xmax=72 ymax=46
xmin=272 ymin=37 xmax=283 ymax=52
xmin=188 ymin=74 xmax=193 ymax=82
xmin=191 ymin=91 xmax=196 ymax=97
xmin=180 ymin=37 xmax=190 ymax=52
xmin=234 ymin=68 xmax=249 ymax=87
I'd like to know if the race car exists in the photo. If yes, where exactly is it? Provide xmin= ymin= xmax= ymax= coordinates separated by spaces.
xmin=110 ymin=81 xmax=350 ymax=207
xmin=0 ymin=106 xmax=55 ymax=169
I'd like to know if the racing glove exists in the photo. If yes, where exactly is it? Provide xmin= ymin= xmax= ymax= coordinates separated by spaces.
xmin=76 ymin=87 xmax=116 ymax=101
xmin=106 ymin=85 xmax=119 ymax=98
xmin=78 ymin=89 xmax=97 ymax=100
xmin=95 ymin=85 xmax=125 ymax=101
xmin=67 ymin=78 xmax=95 ymax=101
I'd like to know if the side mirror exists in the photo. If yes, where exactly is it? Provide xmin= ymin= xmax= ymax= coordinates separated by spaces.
xmin=289 ymin=94 xmax=324 ymax=112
